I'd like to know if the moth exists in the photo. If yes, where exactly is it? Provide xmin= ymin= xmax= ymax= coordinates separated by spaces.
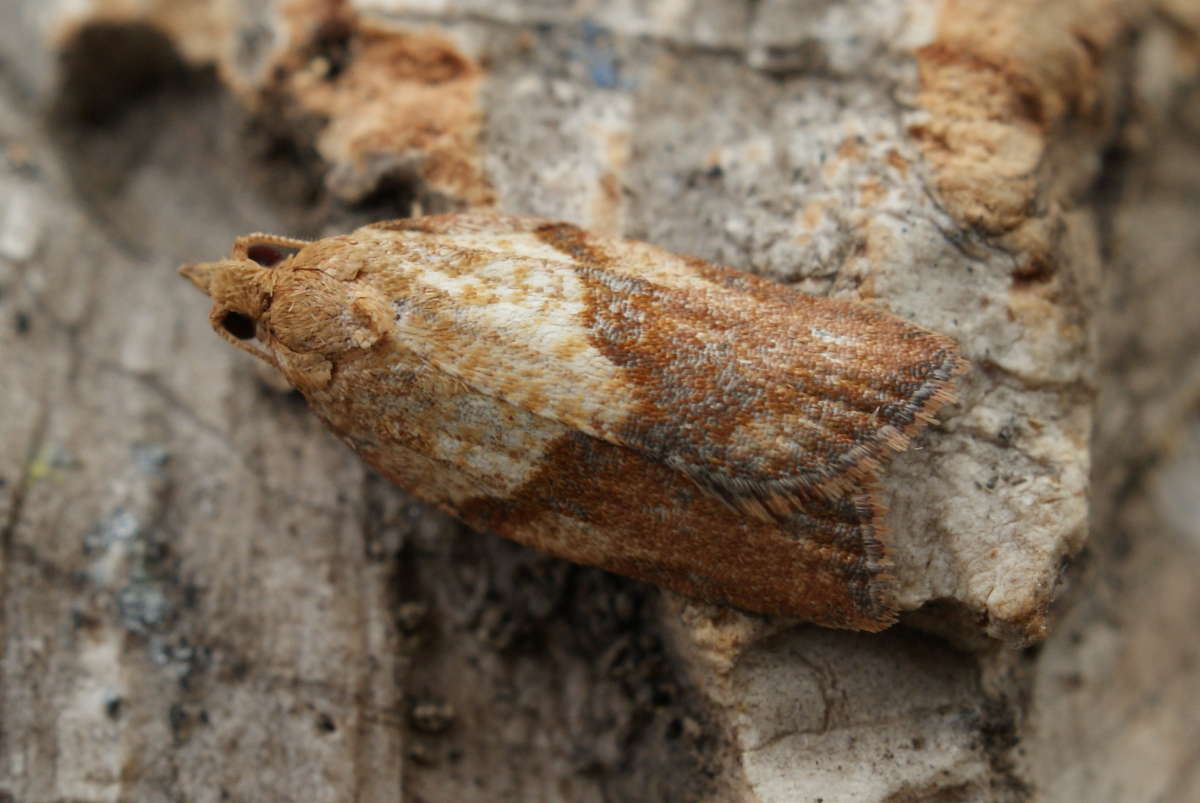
xmin=180 ymin=213 xmax=965 ymax=630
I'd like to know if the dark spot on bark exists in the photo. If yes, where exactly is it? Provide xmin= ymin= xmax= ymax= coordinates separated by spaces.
xmin=168 ymin=702 xmax=190 ymax=741
xmin=348 ymin=170 xmax=420 ymax=221
xmin=53 ymin=22 xmax=195 ymax=125
xmin=312 ymin=18 xmax=354 ymax=81
xmin=1012 ymin=254 xmax=1055 ymax=285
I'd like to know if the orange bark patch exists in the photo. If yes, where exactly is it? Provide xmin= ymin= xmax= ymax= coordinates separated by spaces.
xmin=911 ymin=0 xmax=1129 ymax=235
xmin=277 ymin=2 xmax=494 ymax=205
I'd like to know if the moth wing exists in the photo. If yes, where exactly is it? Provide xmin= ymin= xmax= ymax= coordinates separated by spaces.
xmin=362 ymin=217 xmax=965 ymax=522
xmin=569 ymin=254 xmax=965 ymax=520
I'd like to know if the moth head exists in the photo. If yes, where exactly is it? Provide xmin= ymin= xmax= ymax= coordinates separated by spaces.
xmin=180 ymin=233 xmax=389 ymax=388
xmin=178 ymin=235 xmax=304 ymax=367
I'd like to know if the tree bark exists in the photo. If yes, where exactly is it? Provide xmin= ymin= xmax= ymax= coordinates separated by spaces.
xmin=1 ymin=1 xmax=1198 ymax=800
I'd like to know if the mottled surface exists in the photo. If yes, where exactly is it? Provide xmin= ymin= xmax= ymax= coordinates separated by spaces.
xmin=3 ymin=0 xmax=1198 ymax=801
xmin=181 ymin=214 xmax=963 ymax=629
xmin=22 ymin=0 xmax=1097 ymax=644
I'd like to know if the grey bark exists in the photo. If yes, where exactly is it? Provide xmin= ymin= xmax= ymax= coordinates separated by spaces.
xmin=1 ymin=1 xmax=1198 ymax=801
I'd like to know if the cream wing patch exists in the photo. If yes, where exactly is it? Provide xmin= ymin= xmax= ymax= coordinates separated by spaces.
xmin=371 ymin=244 xmax=633 ymax=434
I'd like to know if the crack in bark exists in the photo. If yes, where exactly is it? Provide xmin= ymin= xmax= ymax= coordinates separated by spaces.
xmin=1 ymin=403 xmax=50 ymax=555
xmin=0 ymin=399 xmax=51 ymax=748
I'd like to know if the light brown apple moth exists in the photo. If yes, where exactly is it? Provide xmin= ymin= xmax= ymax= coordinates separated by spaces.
xmin=180 ymin=213 xmax=965 ymax=630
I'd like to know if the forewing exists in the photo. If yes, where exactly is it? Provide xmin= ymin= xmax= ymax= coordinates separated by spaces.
xmin=354 ymin=216 xmax=964 ymax=520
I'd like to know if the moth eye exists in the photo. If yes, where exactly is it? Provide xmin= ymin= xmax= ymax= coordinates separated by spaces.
xmin=246 ymin=244 xmax=287 ymax=267
xmin=220 ymin=311 xmax=257 ymax=340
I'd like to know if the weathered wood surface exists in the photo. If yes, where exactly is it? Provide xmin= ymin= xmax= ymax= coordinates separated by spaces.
xmin=1 ymin=1 xmax=1198 ymax=800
